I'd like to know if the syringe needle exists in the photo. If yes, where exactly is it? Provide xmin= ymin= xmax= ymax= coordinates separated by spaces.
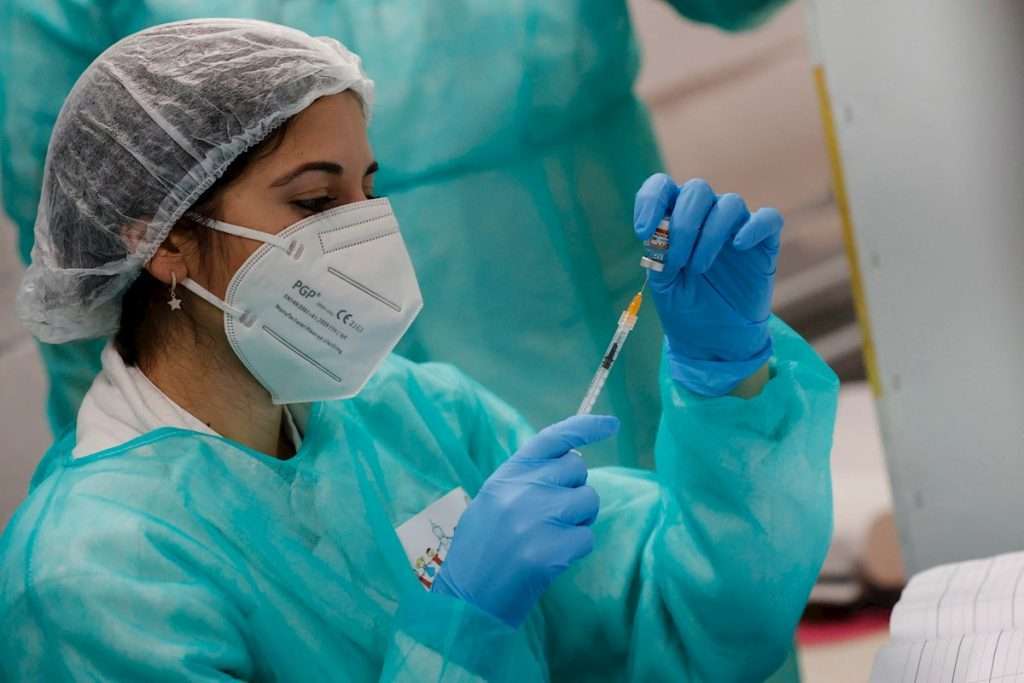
xmin=576 ymin=290 xmax=644 ymax=416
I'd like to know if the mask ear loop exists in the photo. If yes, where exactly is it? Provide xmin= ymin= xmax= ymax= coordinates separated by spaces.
xmin=178 ymin=213 xmax=302 ymax=326
xmin=179 ymin=278 xmax=254 ymax=326
xmin=187 ymin=213 xmax=303 ymax=258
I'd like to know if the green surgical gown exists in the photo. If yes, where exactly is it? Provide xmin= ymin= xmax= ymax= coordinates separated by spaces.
xmin=0 ymin=319 xmax=836 ymax=681
xmin=0 ymin=0 xmax=787 ymax=465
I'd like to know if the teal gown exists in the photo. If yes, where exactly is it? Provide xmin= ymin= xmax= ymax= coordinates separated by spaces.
xmin=0 ymin=320 xmax=837 ymax=681
xmin=0 ymin=0 xmax=787 ymax=466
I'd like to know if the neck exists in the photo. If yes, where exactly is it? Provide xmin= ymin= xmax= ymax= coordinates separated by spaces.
xmin=141 ymin=319 xmax=291 ymax=459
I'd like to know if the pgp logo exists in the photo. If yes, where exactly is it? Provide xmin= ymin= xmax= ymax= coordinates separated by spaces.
xmin=292 ymin=280 xmax=320 ymax=299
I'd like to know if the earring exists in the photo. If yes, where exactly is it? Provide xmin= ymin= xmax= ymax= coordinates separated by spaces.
xmin=168 ymin=272 xmax=182 ymax=311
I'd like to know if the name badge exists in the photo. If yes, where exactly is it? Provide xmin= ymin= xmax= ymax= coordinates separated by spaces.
xmin=395 ymin=487 xmax=470 ymax=590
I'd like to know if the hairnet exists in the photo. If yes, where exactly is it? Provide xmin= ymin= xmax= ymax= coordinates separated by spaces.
xmin=16 ymin=19 xmax=374 ymax=343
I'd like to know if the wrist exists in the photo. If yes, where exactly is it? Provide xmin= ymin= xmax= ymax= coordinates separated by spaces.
xmin=665 ymin=335 xmax=773 ymax=397
xmin=729 ymin=362 xmax=770 ymax=398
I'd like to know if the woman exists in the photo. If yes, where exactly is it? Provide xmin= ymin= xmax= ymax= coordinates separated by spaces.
xmin=1 ymin=20 xmax=838 ymax=682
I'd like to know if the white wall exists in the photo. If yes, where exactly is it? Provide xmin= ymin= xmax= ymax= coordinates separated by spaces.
xmin=807 ymin=0 xmax=1024 ymax=573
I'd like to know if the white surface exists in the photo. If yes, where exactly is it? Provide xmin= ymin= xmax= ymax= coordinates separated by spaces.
xmin=890 ymin=552 xmax=1024 ymax=642
xmin=806 ymin=1 xmax=1024 ymax=573
xmin=872 ymin=632 xmax=1024 ymax=683
xmin=870 ymin=552 xmax=1024 ymax=682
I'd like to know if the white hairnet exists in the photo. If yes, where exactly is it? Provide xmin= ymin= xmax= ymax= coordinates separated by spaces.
xmin=17 ymin=19 xmax=374 ymax=343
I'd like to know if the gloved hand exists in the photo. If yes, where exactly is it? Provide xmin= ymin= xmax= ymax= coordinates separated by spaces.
xmin=633 ymin=173 xmax=784 ymax=396
xmin=431 ymin=414 xmax=619 ymax=627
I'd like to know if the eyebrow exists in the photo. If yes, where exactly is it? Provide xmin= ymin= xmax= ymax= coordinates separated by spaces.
xmin=271 ymin=160 xmax=380 ymax=187
xmin=271 ymin=161 xmax=342 ymax=187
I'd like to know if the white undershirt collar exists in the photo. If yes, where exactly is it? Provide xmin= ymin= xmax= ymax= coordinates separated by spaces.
xmin=73 ymin=343 xmax=302 ymax=458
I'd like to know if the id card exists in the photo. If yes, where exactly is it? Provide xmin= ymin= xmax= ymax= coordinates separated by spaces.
xmin=394 ymin=487 xmax=470 ymax=590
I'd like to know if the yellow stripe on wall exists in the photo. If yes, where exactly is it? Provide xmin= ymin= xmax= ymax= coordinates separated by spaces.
xmin=812 ymin=66 xmax=883 ymax=397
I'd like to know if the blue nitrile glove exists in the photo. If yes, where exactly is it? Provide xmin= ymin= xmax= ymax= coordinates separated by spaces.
xmin=432 ymin=414 xmax=619 ymax=627
xmin=633 ymin=173 xmax=784 ymax=396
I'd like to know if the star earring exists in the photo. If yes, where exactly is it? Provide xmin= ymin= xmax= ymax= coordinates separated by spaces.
xmin=168 ymin=272 xmax=182 ymax=311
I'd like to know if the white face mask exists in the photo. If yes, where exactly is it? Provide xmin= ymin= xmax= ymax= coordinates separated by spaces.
xmin=180 ymin=198 xmax=423 ymax=404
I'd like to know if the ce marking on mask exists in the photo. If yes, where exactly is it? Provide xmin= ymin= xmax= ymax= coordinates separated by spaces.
xmin=335 ymin=309 xmax=364 ymax=333
xmin=292 ymin=280 xmax=365 ymax=334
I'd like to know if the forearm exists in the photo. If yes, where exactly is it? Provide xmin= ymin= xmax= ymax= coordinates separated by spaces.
xmin=730 ymin=361 xmax=770 ymax=398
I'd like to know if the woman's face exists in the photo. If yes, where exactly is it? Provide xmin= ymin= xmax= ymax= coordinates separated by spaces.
xmin=189 ymin=91 xmax=377 ymax=300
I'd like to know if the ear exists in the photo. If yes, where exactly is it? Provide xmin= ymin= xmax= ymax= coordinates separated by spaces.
xmin=145 ymin=236 xmax=189 ymax=286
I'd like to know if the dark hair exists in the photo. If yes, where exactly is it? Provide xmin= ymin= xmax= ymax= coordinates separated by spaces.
xmin=115 ymin=120 xmax=293 ymax=368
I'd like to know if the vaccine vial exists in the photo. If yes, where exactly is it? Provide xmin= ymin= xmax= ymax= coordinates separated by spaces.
xmin=639 ymin=219 xmax=670 ymax=272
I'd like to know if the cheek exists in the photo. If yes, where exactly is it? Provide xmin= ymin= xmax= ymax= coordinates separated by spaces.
xmin=205 ymin=239 xmax=262 ymax=299
xmin=233 ymin=239 xmax=263 ymax=267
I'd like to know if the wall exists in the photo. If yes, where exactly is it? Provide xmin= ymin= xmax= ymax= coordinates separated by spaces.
xmin=808 ymin=0 xmax=1024 ymax=572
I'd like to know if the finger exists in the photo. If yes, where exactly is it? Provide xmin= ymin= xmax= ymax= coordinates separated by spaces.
xmin=558 ymin=526 xmax=596 ymax=566
xmin=732 ymin=207 xmax=784 ymax=253
xmin=555 ymin=485 xmax=601 ymax=526
xmin=689 ymin=193 xmax=749 ymax=274
xmin=513 ymin=415 xmax=620 ymax=461
xmin=531 ymin=449 xmax=589 ymax=488
xmin=651 ymin=179 xmax=716 ymax=288
xmin=633 ymin=173 xmax=679 ymax=240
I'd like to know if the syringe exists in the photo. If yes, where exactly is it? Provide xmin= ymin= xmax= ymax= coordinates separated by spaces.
xmin=576 ymin=285 xmax=645 ymax=416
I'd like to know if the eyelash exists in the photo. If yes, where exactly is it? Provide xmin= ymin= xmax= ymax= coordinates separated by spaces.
xmin=293 ymin=193 xmax=379 ymax=214
xmin=293 ymin=197 xmax=335 ymax=213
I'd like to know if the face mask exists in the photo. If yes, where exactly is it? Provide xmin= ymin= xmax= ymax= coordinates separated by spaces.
xmin=180 ymin=198 xmax=423 ymax=404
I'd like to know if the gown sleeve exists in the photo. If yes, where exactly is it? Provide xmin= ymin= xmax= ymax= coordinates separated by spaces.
xmin=533 ymin=317 xmax=839 ymax=681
